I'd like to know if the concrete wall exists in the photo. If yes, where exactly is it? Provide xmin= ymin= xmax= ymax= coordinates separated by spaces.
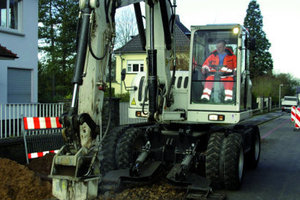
xmin=0 ymin=0 xmax=38 ymax=103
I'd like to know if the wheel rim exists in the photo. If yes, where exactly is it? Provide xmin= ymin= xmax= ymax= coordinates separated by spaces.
xmin=238 ymin=149 xmax=244 ymax=181
xmin=254 ymin=134 xmax=260 ymax=161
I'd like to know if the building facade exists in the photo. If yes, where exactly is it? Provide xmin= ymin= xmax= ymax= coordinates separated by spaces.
xmin=0 ymin=0 xmax=38 ymax=104
xmin=113 ymin=16 xmax=190 ymax=95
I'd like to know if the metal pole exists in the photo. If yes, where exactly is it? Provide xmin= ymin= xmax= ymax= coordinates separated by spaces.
xmin=279 ymin=85 xmax=280 ymax=108
xmin=120 ymin=54 xmax=124 ymax=95
xmin=279 ymin=84 xmax=283 ymax=108
xmin=21 ymin=115 xmax=29 ymax=164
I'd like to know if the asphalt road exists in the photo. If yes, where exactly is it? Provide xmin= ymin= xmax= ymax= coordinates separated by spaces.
xmin=226 ymin=112 xmax=300 ymax=200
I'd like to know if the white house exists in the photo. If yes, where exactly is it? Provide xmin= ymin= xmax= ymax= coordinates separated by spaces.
xmin=0 ymin=0 xmax=38 ymax=104
xmin=0 ymin=1 xmax=67 ymax=139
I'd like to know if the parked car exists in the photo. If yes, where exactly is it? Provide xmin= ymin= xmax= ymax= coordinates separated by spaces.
xmin=281 ymin=96 xmax=298 ymax=112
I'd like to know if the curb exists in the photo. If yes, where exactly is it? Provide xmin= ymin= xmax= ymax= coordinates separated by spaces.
xmin=256 ymin=112 xmax=284 ymax=126
xmin=241 ymin=112 xmax=284 ymax=126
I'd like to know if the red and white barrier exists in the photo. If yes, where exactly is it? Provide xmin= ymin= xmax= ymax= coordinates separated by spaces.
xmin=295 ymin=107 xmax=300 ymax=130
xmin=22 ymin=117 xmax=62 ymax=163
xmin=291 ymin=106 xmax=296 ymax=122
xmin=23 ymin=117 xmax=62 ymax=130
xmin=28 ymin=150 xmax=59 ymax=159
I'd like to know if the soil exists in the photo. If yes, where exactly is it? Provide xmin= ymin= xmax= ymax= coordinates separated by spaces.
xmin=98 ymin=180 xmax=185 ymax=200
xmin=28 ymin=153 xmax=55 ymax=180
xmin=0 ymin=155 xmax=54 ymax=200
xmin=0 ymin=154 xmax=186 ymax=200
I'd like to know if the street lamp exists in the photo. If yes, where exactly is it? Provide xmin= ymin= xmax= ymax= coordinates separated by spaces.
xmin=279 ymin=84 xmax=284 ymax=108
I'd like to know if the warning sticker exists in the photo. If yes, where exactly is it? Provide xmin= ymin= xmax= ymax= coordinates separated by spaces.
xmin=131 ymin=98 xmax=136 ymax=105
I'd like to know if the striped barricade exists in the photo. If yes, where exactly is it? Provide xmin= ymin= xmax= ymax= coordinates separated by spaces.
xmin=291 ymin=106 xmax=296 ymax=122
xmin=28 ymin=150 xmax=59 ymax=159
xmin=22 ymin=117 xmax=62 ymax=163
xmin=295 ymin=108 xmax=300 ymax=130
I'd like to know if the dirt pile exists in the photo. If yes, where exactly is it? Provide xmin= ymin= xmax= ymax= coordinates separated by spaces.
xmin=98 ymin=181 xmax=185 ymax=200
xmin=0 ymin=154 xmax=186 ymax=200
xmin=0 ymin=157 xmax=53 ymax=200
xmin=28 ymin=153 xmax=55 ymax=179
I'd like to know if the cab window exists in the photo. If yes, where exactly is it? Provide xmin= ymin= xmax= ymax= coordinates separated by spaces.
xmin=191 ymin=30 xmax=238 ymax=105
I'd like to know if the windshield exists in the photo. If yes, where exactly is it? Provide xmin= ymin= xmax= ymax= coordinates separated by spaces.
xmin=284 ymin=97 xmax=297 ymax=101
xmin=191 ymin=29 xmax=238 ymax=105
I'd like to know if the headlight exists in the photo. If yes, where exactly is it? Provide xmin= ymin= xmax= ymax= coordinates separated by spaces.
xmin=233 ymin=27 xmax=239 ymax=35
xmin=208 ymin=114 xmax=225 ymax=121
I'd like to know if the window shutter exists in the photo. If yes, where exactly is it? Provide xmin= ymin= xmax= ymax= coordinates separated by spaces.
xmin=7 ymin=68 xmax=32 ymax=103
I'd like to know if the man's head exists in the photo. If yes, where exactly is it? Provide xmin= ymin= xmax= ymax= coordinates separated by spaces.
xmin=216 ymin=40 xmax=226 ymax=54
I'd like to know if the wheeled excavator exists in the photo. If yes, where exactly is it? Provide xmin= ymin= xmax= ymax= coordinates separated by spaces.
xmin=50 ymin=0 xmax=261 ymax=199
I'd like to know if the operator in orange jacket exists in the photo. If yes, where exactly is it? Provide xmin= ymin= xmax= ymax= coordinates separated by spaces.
xmin=200 ymin=40 xmax=237 ymax=103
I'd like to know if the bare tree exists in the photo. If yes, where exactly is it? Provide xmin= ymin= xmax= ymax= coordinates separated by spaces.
xmin=115 ymin=7 xmax=138 ymax=49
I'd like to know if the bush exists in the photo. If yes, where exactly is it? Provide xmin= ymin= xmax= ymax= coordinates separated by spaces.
xmin=115 ymin=92 xmax=130 ymax=102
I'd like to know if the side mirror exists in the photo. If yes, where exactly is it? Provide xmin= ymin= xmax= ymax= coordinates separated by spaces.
xmin=121 ymin=68 xmax=137 ymax=91
xmin=245 ymin=37 xmax=256 ymax=50
xmin=121 ymin=69 xmax=126 ymax=81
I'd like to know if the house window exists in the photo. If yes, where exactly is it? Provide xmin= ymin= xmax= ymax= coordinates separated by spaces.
xmin=0 ymin=0 xmax=21 ymax=30
xmin=7 ymin=68 xmax=32 ymax=103
xmin=127 ymin=60 xmax=144 ymax=73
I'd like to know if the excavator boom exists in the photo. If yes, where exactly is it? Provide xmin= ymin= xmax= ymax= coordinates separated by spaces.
xmin=50 ymin=0 xmax=176 ymax=199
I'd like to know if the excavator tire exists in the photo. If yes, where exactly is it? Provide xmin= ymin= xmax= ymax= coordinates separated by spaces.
xmin=246 ymin=126 xmax=261 ymax=169
xmin=115 ymin=128 xmax=147 ymax=169
xmin=205 ymin=132 xmax=225 ymax=188
xmin=99 ymin=126 xmax=128 ymax=175
xmin=222 ymin=133 xmax=244 ymax=190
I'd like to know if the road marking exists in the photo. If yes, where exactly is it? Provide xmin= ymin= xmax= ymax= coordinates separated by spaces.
xmin=261 ymin=119 xmax=289 ymax=139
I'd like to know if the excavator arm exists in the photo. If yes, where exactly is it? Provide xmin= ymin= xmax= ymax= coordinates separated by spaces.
xmin=50 ymin=0 xmax=176 ymax=199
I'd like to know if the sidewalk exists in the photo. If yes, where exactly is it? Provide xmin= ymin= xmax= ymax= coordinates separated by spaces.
xmin=241 ymin=110 xmax=284 ymax=126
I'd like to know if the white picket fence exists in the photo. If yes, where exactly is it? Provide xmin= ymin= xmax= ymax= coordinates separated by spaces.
xmin=0 ymin=103 xmax=64 ymax=138
xmin=0 ymin=102 xmax=147 ymax=139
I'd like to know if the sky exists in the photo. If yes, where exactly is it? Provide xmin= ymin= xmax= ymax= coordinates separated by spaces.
xmin=175 ymin=0 xmax=300 ymax=79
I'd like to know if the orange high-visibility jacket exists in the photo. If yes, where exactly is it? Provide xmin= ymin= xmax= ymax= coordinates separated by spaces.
xmin=203 ymin=48 xmax=237 ymax=71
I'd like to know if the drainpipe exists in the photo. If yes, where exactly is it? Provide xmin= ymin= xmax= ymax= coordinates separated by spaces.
xmin=119 ymin=52 xmax=124 ymax=95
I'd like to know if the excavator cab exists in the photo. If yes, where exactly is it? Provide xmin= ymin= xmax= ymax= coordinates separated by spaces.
xmin=187 ymin=24 xmax=253 ymax=124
